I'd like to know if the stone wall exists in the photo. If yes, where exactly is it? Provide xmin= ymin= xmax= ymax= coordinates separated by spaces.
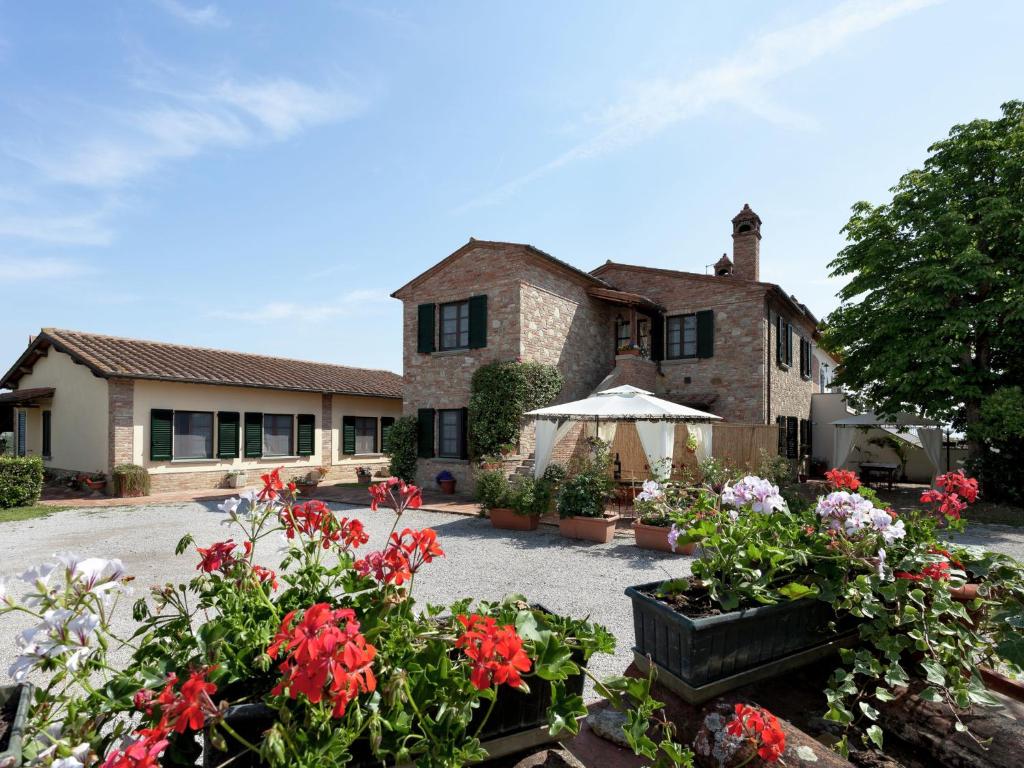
xmin=145 ymin=459 xmax=391 ymax=494
xmin=108 ymin=378 xmax=134 ymax=473
xmin=593 ymin=264 xmax=770 ymax=423
xmin=766 ymin=297 xmax=817 ymax=426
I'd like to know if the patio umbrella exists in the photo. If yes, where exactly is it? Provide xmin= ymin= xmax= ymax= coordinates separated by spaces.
xmin=525 ymin=385 xmax=720 ymax=480
xmin=830 ymin=411 xmax=944 ymax=477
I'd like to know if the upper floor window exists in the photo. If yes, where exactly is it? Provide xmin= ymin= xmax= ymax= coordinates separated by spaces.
xmin=775 ymin=315 xmax=793 ymax=368
xmin=439 ymin=301 xmax=470 ymax=350
xmin=666 ymin=314 xmax=698 ymax=359
xmin=616 ymin=317 xmax=631 ymax=349
xmin=173 ymin=411 xmax=213 ymax=459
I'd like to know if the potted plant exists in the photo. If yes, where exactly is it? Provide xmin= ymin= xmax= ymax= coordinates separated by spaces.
xmin=475 ymin=468 xmax=517 ymax=529
xmin=631 ymin=480 xmax=710 ymax=555
xmin=225 ymin=469 xmax=247 ymax=489
xmin=79 ymin=472 xmax=107 ymax=493
xmin=436 ymin=469 xmax=457 ymax=494
xmin=478 ymin=453 xmax=504 ymax=471
xmin=0 ymin=683 xmax=33 ymax=768
xmin=291 ymin=471 xmax=319 ymax=496
xmin=355 ymin=465 xmax=374 ymax=485
xmin=112 ymin=464 xmax=149 ymax=497
xmin=627 ymin=467 xmax=1024 ymax=755
xmin=0 ymin=470 xmax=691 ymax=767
xmin=504 ymin=476 xmax=544 ymax=531
xmin=556 ymin=439 xmax=618 ymax=543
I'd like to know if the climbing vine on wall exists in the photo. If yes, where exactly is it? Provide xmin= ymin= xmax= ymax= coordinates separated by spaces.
xmin=468 ymin=361 xmax=563 ymax=458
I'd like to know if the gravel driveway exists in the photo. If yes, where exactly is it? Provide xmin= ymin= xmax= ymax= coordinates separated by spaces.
xmin=2 ymin=503 xmax=1021 ymax=700
xmin=0 ymin=502 xmax=687 ymax=698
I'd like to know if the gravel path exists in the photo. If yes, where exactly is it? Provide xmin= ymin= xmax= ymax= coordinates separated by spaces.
xmin=0 ymin=502 xmax=687 ymax=699
xmin=2 ymin=503 xmax=1021 ymax=701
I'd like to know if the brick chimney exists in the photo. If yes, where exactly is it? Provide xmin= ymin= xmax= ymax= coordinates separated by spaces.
xmin=731 ymin=203 xmax=761 ymax=281
xmin=714 ymin=253 xmax=733 ymax=276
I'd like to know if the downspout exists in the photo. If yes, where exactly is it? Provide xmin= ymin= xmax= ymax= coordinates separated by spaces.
xmin=765 ymin=296 xmax=772 ymax=425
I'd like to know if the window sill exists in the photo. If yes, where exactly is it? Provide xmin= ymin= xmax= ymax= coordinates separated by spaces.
xmin=171 ymin=458 xmax=219 ymax=464
xmin=661 ymin=358 xmax=699 ymax=365
xmin=431 ymin=349 xmax=471 ymax=357
xmin=432 ymin=457 xmax=469 ymax=463
xmin=777 ymin=363 xmax=791 ymax=371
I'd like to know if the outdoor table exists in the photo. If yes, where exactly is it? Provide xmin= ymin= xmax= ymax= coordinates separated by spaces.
xmin=859 ymin=462 xmax=898 ymax=490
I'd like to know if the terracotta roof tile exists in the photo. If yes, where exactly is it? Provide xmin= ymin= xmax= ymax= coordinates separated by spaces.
xmin=3 ymin=330 xmax=402 ymax=399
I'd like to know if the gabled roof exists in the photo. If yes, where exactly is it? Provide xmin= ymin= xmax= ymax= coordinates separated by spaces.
xmin=391 ymin=239 xmax=610 ymax=299
xmin=1 ymin=329 xmax=403 ymax=399
xmin=591 ymin=261 xmax=818 ymax=327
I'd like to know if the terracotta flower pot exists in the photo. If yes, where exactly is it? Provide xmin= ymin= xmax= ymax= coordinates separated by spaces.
xmin=559 ymin=515 xmax=619 ymax=543
xmin=489 ymin=507 xmax=540 ymax=531
xmin=438 ymin=479 xmax=457 ymax=494
xmin=357 ymin=475 xmax=372 ymax=485
xmin=633 ymin=521 xmax=696 ymax=554
xmin=949 ymin=583 xmax=980 ymax=602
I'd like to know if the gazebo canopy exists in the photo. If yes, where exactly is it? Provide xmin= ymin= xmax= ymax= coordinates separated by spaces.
xmin=525 ymin=385 xmax=721 ymax=423
xmin=831 ymin=410 xmax=944 ymax=477
xmin=525 ymin=385 xmax=720 ymax=480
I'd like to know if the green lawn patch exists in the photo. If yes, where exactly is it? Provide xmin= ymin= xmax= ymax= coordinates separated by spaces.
xmin=0 ymin=504 xmax=70 ymax=524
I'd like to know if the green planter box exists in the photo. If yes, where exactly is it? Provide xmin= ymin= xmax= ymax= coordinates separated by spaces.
xmin=0 ymin=684 xmax=34 ymax=768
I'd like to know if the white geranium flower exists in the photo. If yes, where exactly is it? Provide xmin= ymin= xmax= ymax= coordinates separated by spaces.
xmin=217 ymin=496 xmax=241 ymax=515
xmin=636 ymin=480 xmax=664 ymax=501
xmin=20 ymin=561 xmax=56 ymax=586
xmin=876 ymin=548 xmax=887 ymax=578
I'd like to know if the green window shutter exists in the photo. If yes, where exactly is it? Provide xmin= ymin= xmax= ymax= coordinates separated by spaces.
xmin=217 ymin=412 xmax=240 ymax=459
xmin=696 ymin=310 xmax=714 ymax=358
xmin=342 ymin=415 xmax=357 ymax=455
xmin=297 ymin=414 xmax=315 ymax=456
xmin=468 ymin=295 xmax=488 ymax=349
xmin=417 ymin=408 xmax=435 ymax=458
xmin=380 ymin=417 xmax=395 ymax=453
xmin=417 ymin=304 xmax=436 ymax=354
xmin=786 ymin=416 xmax=799 ymax=459
xmin=244 ymin=412 xmax=263 ymax=458
xmin=785 ymin=323 xmax=793 ymax=366
xmin=459 ymin=407 xmax=469 ymax=459
xmin=776 ymin=415 xmax=786 ymax=456
xmin=775 ymin=316 xmax=783 ymax=364
xmin=42 ymin=411 xmax=52 ymax=458
xmin=150 ymin=409 xmax=173 ymax=461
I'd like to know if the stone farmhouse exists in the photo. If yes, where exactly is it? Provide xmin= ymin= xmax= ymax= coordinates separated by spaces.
xmin=393 ymin=205 xmax=831 ymax=489
xmin=0 ymin=329 xmax=402 ymax=491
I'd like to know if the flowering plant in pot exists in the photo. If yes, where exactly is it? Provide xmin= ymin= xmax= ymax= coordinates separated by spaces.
xmin=556 ymin=439 xmax=618 ymax=543
xmin=435 ymin=469 xmax=457 ymax=494
xmin=355 ymin=466 xmax=374 ymax=485
xmin=632 ymin=482 xmax=716 ymax=555
xmin=2 ymin=469 xmax=692 ymax=767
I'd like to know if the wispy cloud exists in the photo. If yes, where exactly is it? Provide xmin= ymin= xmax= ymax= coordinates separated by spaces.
xmin=23 ymin=77 xmax=363 ymax=188
xmin=0 ymin=256 xmax=93 ymax=281
xmin=209 ymin=290 xmax=391 ymax=323
xmin=153 ymin=0 xmax=229 ymax=28
xmin=0 ymin=209 xmax=114 ymax=246
xmin=457 ymin=0 xmax=940 ymax=212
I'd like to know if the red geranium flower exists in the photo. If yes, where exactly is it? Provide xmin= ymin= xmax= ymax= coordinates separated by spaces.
xmin=825 ymin=468 xmax=860 ymax=492
xmin=724 ymin=703 xmax=786 ymax=763
xmin=100 ymin=727 xmax=169 ymax=768
xmin=354 ymin=527 xmax=443 ymax=585
xmin=137 ymin=669 xmax=218 ymax=735
xmin=259 ymin=467 xmax=285 ymax=501
xmin=455 ymin=614 xmax=532 ymax=691
xmin=368 ymin=478 xmax=422 ymax=514
xmin=196 ymin=540 xmax=238 ymax=573
xmin=252 ymin=564 xmax=279 ymax=590
xmin=267 ymin=603 xmax=376 ymax=718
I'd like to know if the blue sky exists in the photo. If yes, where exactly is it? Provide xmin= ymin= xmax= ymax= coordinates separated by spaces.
xmin=1 ymin=0 xmax=1021 ymax=376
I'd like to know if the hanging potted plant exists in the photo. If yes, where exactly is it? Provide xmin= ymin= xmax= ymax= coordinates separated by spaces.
xmin=436 ymin=469 xmax=457 ymax=494
xmin=0 ymin=471 xmax=691 ymax=767
xmin=556 ymin=439 xmax=618 ymax=543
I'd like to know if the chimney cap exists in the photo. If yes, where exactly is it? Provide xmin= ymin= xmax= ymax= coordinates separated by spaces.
xmin=731 ymin=203 xmax=762 ymax=226
xmin=714 ymin=253 xmax=733 ymax=276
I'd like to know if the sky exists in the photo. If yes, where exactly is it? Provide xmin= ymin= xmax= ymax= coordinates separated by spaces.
xmin=1 ymin=0 xmax=1022 ymax=377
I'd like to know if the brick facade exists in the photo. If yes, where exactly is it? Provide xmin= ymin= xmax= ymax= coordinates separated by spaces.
xmin=107 ymin=377 xmax=134 ymax=473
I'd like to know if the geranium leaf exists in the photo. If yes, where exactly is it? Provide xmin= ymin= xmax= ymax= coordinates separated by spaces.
xmin=532 ymin=632 xmax=578 ymax=680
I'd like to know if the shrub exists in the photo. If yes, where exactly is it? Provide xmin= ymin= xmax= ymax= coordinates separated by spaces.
xmin=468 ymin=361 xmax=562 ymax=458
xmin=112 ymin=464 xmax=150 ymax=497
xmin=556 ymin=440 xmax=614 ymax=519
xmin=0 ymin=455 xmax=45 ymax=508
xmin=474 ymin=469 xmax=510 ymax=511
xmin=386 ymin=416 xmax=419 ymax=483
xmin=508 ymin=476 xmax=540 ymax=517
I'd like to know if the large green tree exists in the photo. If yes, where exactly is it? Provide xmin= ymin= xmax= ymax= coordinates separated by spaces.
xmin=824 ymin=101 xmax=1024 ymax=497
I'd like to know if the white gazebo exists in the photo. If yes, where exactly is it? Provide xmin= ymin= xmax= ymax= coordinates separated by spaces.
xmin=831 ymin=411 xmax=944 ymax=478
xmin=524 ymin=385 xmax=721 ymax=480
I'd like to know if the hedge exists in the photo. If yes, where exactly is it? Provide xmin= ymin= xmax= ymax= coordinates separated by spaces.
xmin=387 ymin=416 xmax=420 ymax=483
xmin=0 ymin=456 xmax=45 ymax=508
xmin=468 ymin=361 xmax=562 ymax=458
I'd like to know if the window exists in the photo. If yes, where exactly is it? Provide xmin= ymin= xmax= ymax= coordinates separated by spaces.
xmin=616 ymin=317 xmax=631 ymax=349
xmin=17 ymin=411 xmax=26 ymax=456
xmin=262 ymin=414 xmax=293 ymax=457
xmin=42 ymin=411 xmax=52 ymax=458
xmin=173 ymin=411 xmax=213 ymax=459
xmin=799 ymin=338 xmax=812 ymax=379
xmin=776 ymin=315 xmax=793 ymax=367
xmin=437 ymin=409 xmax=464 ymax=459
xmin=354 ymin=417 xmax=377 ymax=454
xmin=439 ymin=301 xmax=470 ymax=350
xmin=666 ymin=314 xmax=698 ymax=359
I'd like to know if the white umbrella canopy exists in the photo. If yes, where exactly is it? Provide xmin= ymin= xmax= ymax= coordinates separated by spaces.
xmin=525 ymin=384 xmax=721 ymax=422
xmin=525 ymin=385 xmax=720 ymax=480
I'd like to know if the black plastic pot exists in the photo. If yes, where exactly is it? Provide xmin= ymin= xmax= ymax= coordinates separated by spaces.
xmin=0 ymin=683 xmax=34 ymax=768
xmin=625 ymin=580 xmax=840 ymax=687
xmin=204 ymin=653 xmax=586 ymax=766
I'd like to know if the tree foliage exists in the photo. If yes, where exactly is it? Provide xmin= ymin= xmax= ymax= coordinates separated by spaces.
xmin=824 ymin=101 xmax=1024 ymax=499
xmin=468 ymin=361 xmax=563 ymax=457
